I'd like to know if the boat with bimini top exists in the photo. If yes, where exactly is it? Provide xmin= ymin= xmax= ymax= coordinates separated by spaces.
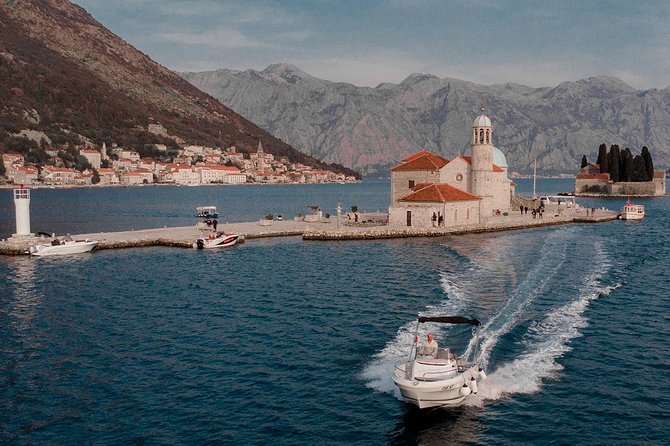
xmin=196 ymin=206 xmax=219 ymax=218
xmin=392 ymin=315 xmax=486 ymax=409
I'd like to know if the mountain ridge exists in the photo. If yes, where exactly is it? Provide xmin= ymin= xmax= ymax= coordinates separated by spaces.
xmin=182 ymin=64 xmax=670 ymax=175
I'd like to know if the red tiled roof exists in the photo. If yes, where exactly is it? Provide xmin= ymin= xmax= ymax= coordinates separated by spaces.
xmin=399 ymin=183 xmax=481 ymax=203
xmin=576 ymin=173 xmax=610 ymax=180
xmin=391 ymin=151 xmax=449 ymax=172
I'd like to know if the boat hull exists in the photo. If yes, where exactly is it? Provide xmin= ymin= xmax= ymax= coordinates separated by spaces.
xmin=29 ymin=240 xmax=98 ymax=256
xmin=393 ymin=363 xmax=481 ymax=409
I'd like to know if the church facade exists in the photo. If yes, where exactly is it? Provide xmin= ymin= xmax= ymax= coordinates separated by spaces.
xmin=388 ymin=112 xmax=514 ymax=228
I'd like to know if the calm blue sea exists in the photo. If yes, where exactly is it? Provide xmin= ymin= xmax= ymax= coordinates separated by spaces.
xmin=1 ymin=179 xmax=668 ymax=445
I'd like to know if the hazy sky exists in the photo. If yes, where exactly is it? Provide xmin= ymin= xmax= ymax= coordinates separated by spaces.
xmin=73 ymin=0 xmax=670 ymax=89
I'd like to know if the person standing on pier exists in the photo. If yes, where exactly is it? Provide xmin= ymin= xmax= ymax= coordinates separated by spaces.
xmin=213 ymin=219 xmax=218 ymax=231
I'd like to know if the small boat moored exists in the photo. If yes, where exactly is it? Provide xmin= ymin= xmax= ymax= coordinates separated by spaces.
xmin=28 ymin=236 xmax=98 ymax=256
xmin=619 ymin=200 xmax=645 ymax=220
xmin=193 ymin=231 xmax=240 ymax=249
xmin=392 ymin=315 xmax=486 ymax=409
xmin=196 ymin=206 xmax=219 ymax=218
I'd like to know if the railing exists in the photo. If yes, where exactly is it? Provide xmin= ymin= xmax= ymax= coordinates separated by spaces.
xmin=14 ymin=188 xmax=30 ymax=200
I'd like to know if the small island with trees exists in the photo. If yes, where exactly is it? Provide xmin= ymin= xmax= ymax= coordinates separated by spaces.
xmin=575 ymin=144 xmax=666 ymax=196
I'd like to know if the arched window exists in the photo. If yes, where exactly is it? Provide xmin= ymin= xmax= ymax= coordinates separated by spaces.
xmin=486 ymin=129 xmax=490 ymax=144
xmin=479 ymin=129 xmax=484 ymax=144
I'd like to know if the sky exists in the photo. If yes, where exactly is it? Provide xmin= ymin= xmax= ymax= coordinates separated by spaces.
xmin=73 ymin=0 xmax=670 ymax=89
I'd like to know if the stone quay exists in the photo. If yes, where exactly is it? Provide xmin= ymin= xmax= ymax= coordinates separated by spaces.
xmin=0 ymin=206 xmax=618 ymax=256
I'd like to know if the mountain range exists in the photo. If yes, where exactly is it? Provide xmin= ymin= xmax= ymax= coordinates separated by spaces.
xmin=0 ymin=0 xmax=355 ymax=178
xmin=182 ymin=63 xmax=670 ymax=176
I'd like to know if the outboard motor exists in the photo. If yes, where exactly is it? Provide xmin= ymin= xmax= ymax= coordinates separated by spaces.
xmin=196 ymin=239 xmax=205 ymax=249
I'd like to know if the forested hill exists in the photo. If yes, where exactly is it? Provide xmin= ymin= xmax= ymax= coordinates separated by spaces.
xmin=0 ymin=0 xmax=356 ymax=178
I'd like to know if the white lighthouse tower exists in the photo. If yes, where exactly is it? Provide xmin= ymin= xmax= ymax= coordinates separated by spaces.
xmin=13 ymin=185 xmax=33 ymax=237
xmin=470 ymin=109 xmax=494 ymax=216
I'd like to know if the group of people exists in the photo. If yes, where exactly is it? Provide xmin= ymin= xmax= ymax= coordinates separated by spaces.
xmin=204 ymin=219 xmax=219 ymax=231
xmin=519 ymin=206 xmax=544 ymax=219
xmin=586 ymin=207 xmax=597 ymax=217
xmin=431 ymin=212 xmax=445 ymax=227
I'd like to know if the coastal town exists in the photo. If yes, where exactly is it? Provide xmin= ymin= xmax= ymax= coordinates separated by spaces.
xmin=1 ymin=133 xmax=357 ymax=187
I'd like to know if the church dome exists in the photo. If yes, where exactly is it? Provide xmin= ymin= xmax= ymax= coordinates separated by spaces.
xmin=492 ymin=146 xmax=508 ymax=168
xmin=473 ymin=114 xmax=491 ymax=127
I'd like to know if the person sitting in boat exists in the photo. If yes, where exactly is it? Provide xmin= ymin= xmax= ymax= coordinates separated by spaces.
xmin=418 ymin=332 xmax=438 ymax=358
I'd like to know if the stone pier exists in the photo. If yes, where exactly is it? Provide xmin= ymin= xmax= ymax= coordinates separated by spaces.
xmin=0 ymin=207 xmax=618 ymax=256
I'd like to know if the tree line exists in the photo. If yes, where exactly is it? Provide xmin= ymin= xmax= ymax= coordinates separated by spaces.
xmin=581 ymin=144 xmax=654 ymax=182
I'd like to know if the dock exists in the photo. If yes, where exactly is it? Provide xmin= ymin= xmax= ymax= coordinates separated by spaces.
xmin=0 ymin=207 xmax=618 ymax=256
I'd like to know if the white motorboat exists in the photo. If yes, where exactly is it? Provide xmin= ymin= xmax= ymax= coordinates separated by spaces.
xmin=28 ymin=237 xmax=98 ymax=256
xmin=193 ymin=231 xmax=240 ymax=249
xmin=619 ymin=200 xmax=645 ymax=220
xmin=392 ymin=315 xmax=486 ymax=409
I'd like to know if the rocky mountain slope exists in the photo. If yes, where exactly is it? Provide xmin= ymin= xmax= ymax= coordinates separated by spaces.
xmin=183 ymin=63 xmax=670 ymax=175
xmin=0 ymin=1 xmax=355 ymax=177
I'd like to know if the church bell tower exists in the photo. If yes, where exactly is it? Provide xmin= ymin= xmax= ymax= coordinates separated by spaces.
xmin=470 ymin=109 xmax=494 ymax=213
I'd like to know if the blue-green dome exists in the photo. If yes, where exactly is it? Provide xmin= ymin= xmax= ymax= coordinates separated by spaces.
xmin=492 ymin=147 xmax=508 ymax=168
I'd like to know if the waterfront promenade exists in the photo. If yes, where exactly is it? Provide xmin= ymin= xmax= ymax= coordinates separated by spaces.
xmin=0 ymin=205 xmax=617 ymax=255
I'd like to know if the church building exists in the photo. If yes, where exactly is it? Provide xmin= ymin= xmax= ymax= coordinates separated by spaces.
xmin=388 ymin=111 xmax=514 ymax=228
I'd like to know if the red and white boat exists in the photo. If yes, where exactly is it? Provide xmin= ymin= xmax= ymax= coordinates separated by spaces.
xmin=619 ymin=200 xmax=645 ymax=220
xmin=193 ymin=231 xmax=240 ymax=249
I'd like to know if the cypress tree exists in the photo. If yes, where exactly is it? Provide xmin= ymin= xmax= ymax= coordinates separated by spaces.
xmin=610 ymin=145 xmax=620 ymax=182
xmin=641 ymin=146 xmax=654 ymax=181
xmin=597 ymin=144 xmax=608 ymax=173
xmin=631 ymin=155 xmax=646 ymax=181
xmin=581 ymin=155 xmax=588 ymax=169
xmin=622 ymin=148 xmax=633 ymax=181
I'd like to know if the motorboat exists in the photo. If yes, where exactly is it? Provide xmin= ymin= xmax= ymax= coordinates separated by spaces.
xmin=196 ymin=206 xmax=219 ymax=218
xmin=619 ymin=200 xmax=645 ymax=220
xmin=392 ymin=315 xmax=486 ymax=409
xmin=193 ymin=231 xmax=240 ymax=249
xmin=28 ymin=236 xmax=98 ymax=256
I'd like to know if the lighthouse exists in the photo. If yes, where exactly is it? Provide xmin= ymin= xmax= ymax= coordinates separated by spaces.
xmin=13 ymin=185 xmax=32 ymax=237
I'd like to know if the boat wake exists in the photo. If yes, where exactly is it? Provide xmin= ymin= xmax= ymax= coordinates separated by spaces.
xmin=466 ymin=241 xmax=619 ymax=405
xmin=364 ymin=229 xmax=621 ymax=406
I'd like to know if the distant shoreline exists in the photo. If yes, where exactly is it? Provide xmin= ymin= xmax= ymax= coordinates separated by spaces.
xmin=0 ymin=181 xmax=360 ymax=190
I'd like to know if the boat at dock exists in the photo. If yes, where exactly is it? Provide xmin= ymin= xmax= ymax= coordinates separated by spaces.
xmin=28 ymin=236 xmax=98 ymax=256
xmin=196 ymin=206 xmax=219 ymax=218
xmin=619 ymin=200 xmax=645 ymax=220
xmin=392 ymin=315 xmax=486 ymax=409
xmin=193 ymin=231 xmax=240 ymax=249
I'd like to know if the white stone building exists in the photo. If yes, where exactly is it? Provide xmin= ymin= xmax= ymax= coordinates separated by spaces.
xmin=79 ymin=149 xmax=102 ymax=169
xmin=389 ymin=111 xmax=513 ymax=228
xmin=7 ymin=165 xmax=39 ymax=185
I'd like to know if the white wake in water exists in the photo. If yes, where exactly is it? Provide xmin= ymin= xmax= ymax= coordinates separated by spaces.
xmin=468 ymin=243 xmax=619 ymax=405
xmin=364 ymin=231 xmax=621 ymax=405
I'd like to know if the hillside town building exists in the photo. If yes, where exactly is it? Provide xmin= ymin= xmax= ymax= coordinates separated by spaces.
xmin=389 ymin=111 xmax=514 ymax=228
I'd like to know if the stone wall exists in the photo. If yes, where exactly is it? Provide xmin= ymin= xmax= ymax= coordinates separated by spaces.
xmin=391 ymin=170 xmax=439 ymax=203
xmin=389 ymin=200 xmax=480 ymax=228
xmin=608 ymin=181 xmax=657 ymax=195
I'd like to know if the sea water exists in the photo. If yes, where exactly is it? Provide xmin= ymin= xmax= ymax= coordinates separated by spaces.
xmin=0 ymin=179 xmax=668 ymax=444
